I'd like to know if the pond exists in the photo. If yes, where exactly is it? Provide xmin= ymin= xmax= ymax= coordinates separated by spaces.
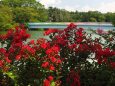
xmin=0 ymin=25 xmax=114 ymax=41
xmin=0 ymin=31 xmax=45 ymax=40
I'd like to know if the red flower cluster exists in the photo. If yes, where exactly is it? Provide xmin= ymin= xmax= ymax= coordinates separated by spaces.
xmin=0 ymin=35 xmax=6 ymax=41
xmin=44 ymin=23 xmax=115 ymax=86
xmin=43 ymin=76 xmax=53 ymax=86
xmin=0 ymin=23 xmax=115 ymax=86
xmin=94 ymin=44 xmax=115 ymax=64
xmin=0 ymin=25 xmax=30 ymax=69
xmin=66 ymin=70 xmax=80 ymax=86
xmin=44 ymin=29 xmax=59 ymax=35
xmin=96 ymin=29 xmax=108 ymax=35
xmin=0 ymin=48 xmax=11 ymax=71
xmin=41 ymin=44 xmax=61 ymax=71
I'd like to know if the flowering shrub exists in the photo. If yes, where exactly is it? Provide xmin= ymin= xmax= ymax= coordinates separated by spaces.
xmin=0 ymin=23 xmax=115 ymax=86
xmin=44 ymin=23 xmax=115 ymax=86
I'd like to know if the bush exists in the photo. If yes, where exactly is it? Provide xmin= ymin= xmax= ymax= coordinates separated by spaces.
xmin=0 ymin=23 xmax=115 ymax=86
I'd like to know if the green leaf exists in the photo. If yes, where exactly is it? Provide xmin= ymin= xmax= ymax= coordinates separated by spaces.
xmin=5 ymin=72 xmax=16 ymax=80
xmin=50 ymin=81 xmax=55 ymax=86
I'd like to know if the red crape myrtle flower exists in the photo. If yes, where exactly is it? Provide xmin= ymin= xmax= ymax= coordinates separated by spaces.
xmin=5 ymin=57 xmax=12 ymax=63
xmin=16 ymin=55 xmax=21 ymax=60
xmin=46 ymin=45 xmax=60 ymax=56
xmin=29 ymin=40 xmax=35 ymax=45
xmin=43 ymin=79 xmax=50 ymax=86
xmin=0 ymin=60 xmax=4 ymax=68
xmin=67 ymin=23 xmax=77 ymax=29
xmin=42 ymin=62 xmax=49 ymax=68
xmin=44 ymin=29 xmax=59 ymax=36
xmin=43 ymin=76 xmax=54 ymax=86
xmin=0 ymin=23 xmax=115 ymax=86
xmin=96 ymin=29 xmax=108 ymax=35
xmin=48 ymin=75 xmax=54 ymax=81
xmin=49 ymin=65 xmax=55 ymax=71
xmin=110 ymin=62 xmax=115 ymax=68
xmin=43 ymin=23 xmax=115 ymax=86
xmin=66 ymin=70 xmax=80 ymax=86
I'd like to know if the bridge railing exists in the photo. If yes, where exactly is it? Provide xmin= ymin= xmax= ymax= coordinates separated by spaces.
xmin=27 ymin=22 xmax=114 ymax=29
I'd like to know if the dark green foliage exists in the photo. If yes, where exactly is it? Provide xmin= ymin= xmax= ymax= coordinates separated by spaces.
xmin=0 ymin=5 xmax=13 ymax=30
xmin=47 ymin=7 xmax=115 ymax=23
xmin=80 ymin=61 xmax=115 ymax=86
xmin=0 ymin=71 xmax=15 ymax=86
xmin=111 ymin=14 xmax=115 ymax=26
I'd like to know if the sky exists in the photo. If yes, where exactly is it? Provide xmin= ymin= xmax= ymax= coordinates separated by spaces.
xmin=39 ymin=0 xmax=115 ymax=13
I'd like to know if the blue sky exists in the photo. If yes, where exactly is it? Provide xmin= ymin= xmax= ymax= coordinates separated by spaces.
xmin=39 ymin=0 xmax=115 ymax=13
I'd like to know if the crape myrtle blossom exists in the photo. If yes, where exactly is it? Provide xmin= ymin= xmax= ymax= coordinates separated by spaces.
xmin=96 ymin=29 xmax=108 ymax=35
xmin=0 ymin=23 xmax=115 ymax=86
xmin=44 ymin=23 xmax=115 ymax=86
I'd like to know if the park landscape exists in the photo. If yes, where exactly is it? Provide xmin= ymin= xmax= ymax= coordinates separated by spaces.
xmin=0 ymin=0 xmax=115 ymax=86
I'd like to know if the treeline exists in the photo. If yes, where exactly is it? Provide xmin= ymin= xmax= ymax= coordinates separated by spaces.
xmin=0 ymin=0 xmax=115 ymax=30
xmin=48 ymin=7 xmax=115 ymax=23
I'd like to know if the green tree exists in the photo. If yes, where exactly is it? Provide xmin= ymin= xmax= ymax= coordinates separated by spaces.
xmin=0 ymin=0 xmax=43 ymax=8
xmin=0 ymin=0 xmax=48 ymax=24
xmin=89 ymin=17 xmax=97 ymax=22
xmin=48 ymin=7 xmax=73 ymax=22
xmin=105 ymin=12 xmax=114 ymax=22
xmin=13 ymin=7 xmax=47 ymax=23
xmin=70 ymin=11 xmax=82 ymax=22
xmin=0 ymin=5 xmax=13 ymax=30
xmin=111 ymin=13 xmax=115 ymax=26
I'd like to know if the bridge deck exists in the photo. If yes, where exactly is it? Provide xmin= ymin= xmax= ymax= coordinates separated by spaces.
xmin=27 ymin=22 xmax=114 ymax=29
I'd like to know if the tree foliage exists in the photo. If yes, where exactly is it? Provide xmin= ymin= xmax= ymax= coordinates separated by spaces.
xmin=0 ymin=5 xmax=13 ymax=30
xmin=0 ymin=0 xmax=48 ymax=30
xmin=0 ymin=0 xmax=115 ymax=30
xmin=47 ymin=7 xmax=115 ymax=23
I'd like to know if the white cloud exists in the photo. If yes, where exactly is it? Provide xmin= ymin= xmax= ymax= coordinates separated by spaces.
xmin=64 ymin=2 xmax=115 ymax=13
xmin=39 ymin=0 xmax=62 ymax=7
xmin=73 ymin=1 xmax=115 ymax=13
xmin=97 ymin=2 xmax=115 ymax=13
xmin=79 ymin=6 xmax=96 ymax=12
xmin=58 ymin=6 xmax=79 ymax=12
xmin=38 ymin=0 xmax=115 ymax=13
xmin=56 ymin=5 xmax=96 ymax=12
